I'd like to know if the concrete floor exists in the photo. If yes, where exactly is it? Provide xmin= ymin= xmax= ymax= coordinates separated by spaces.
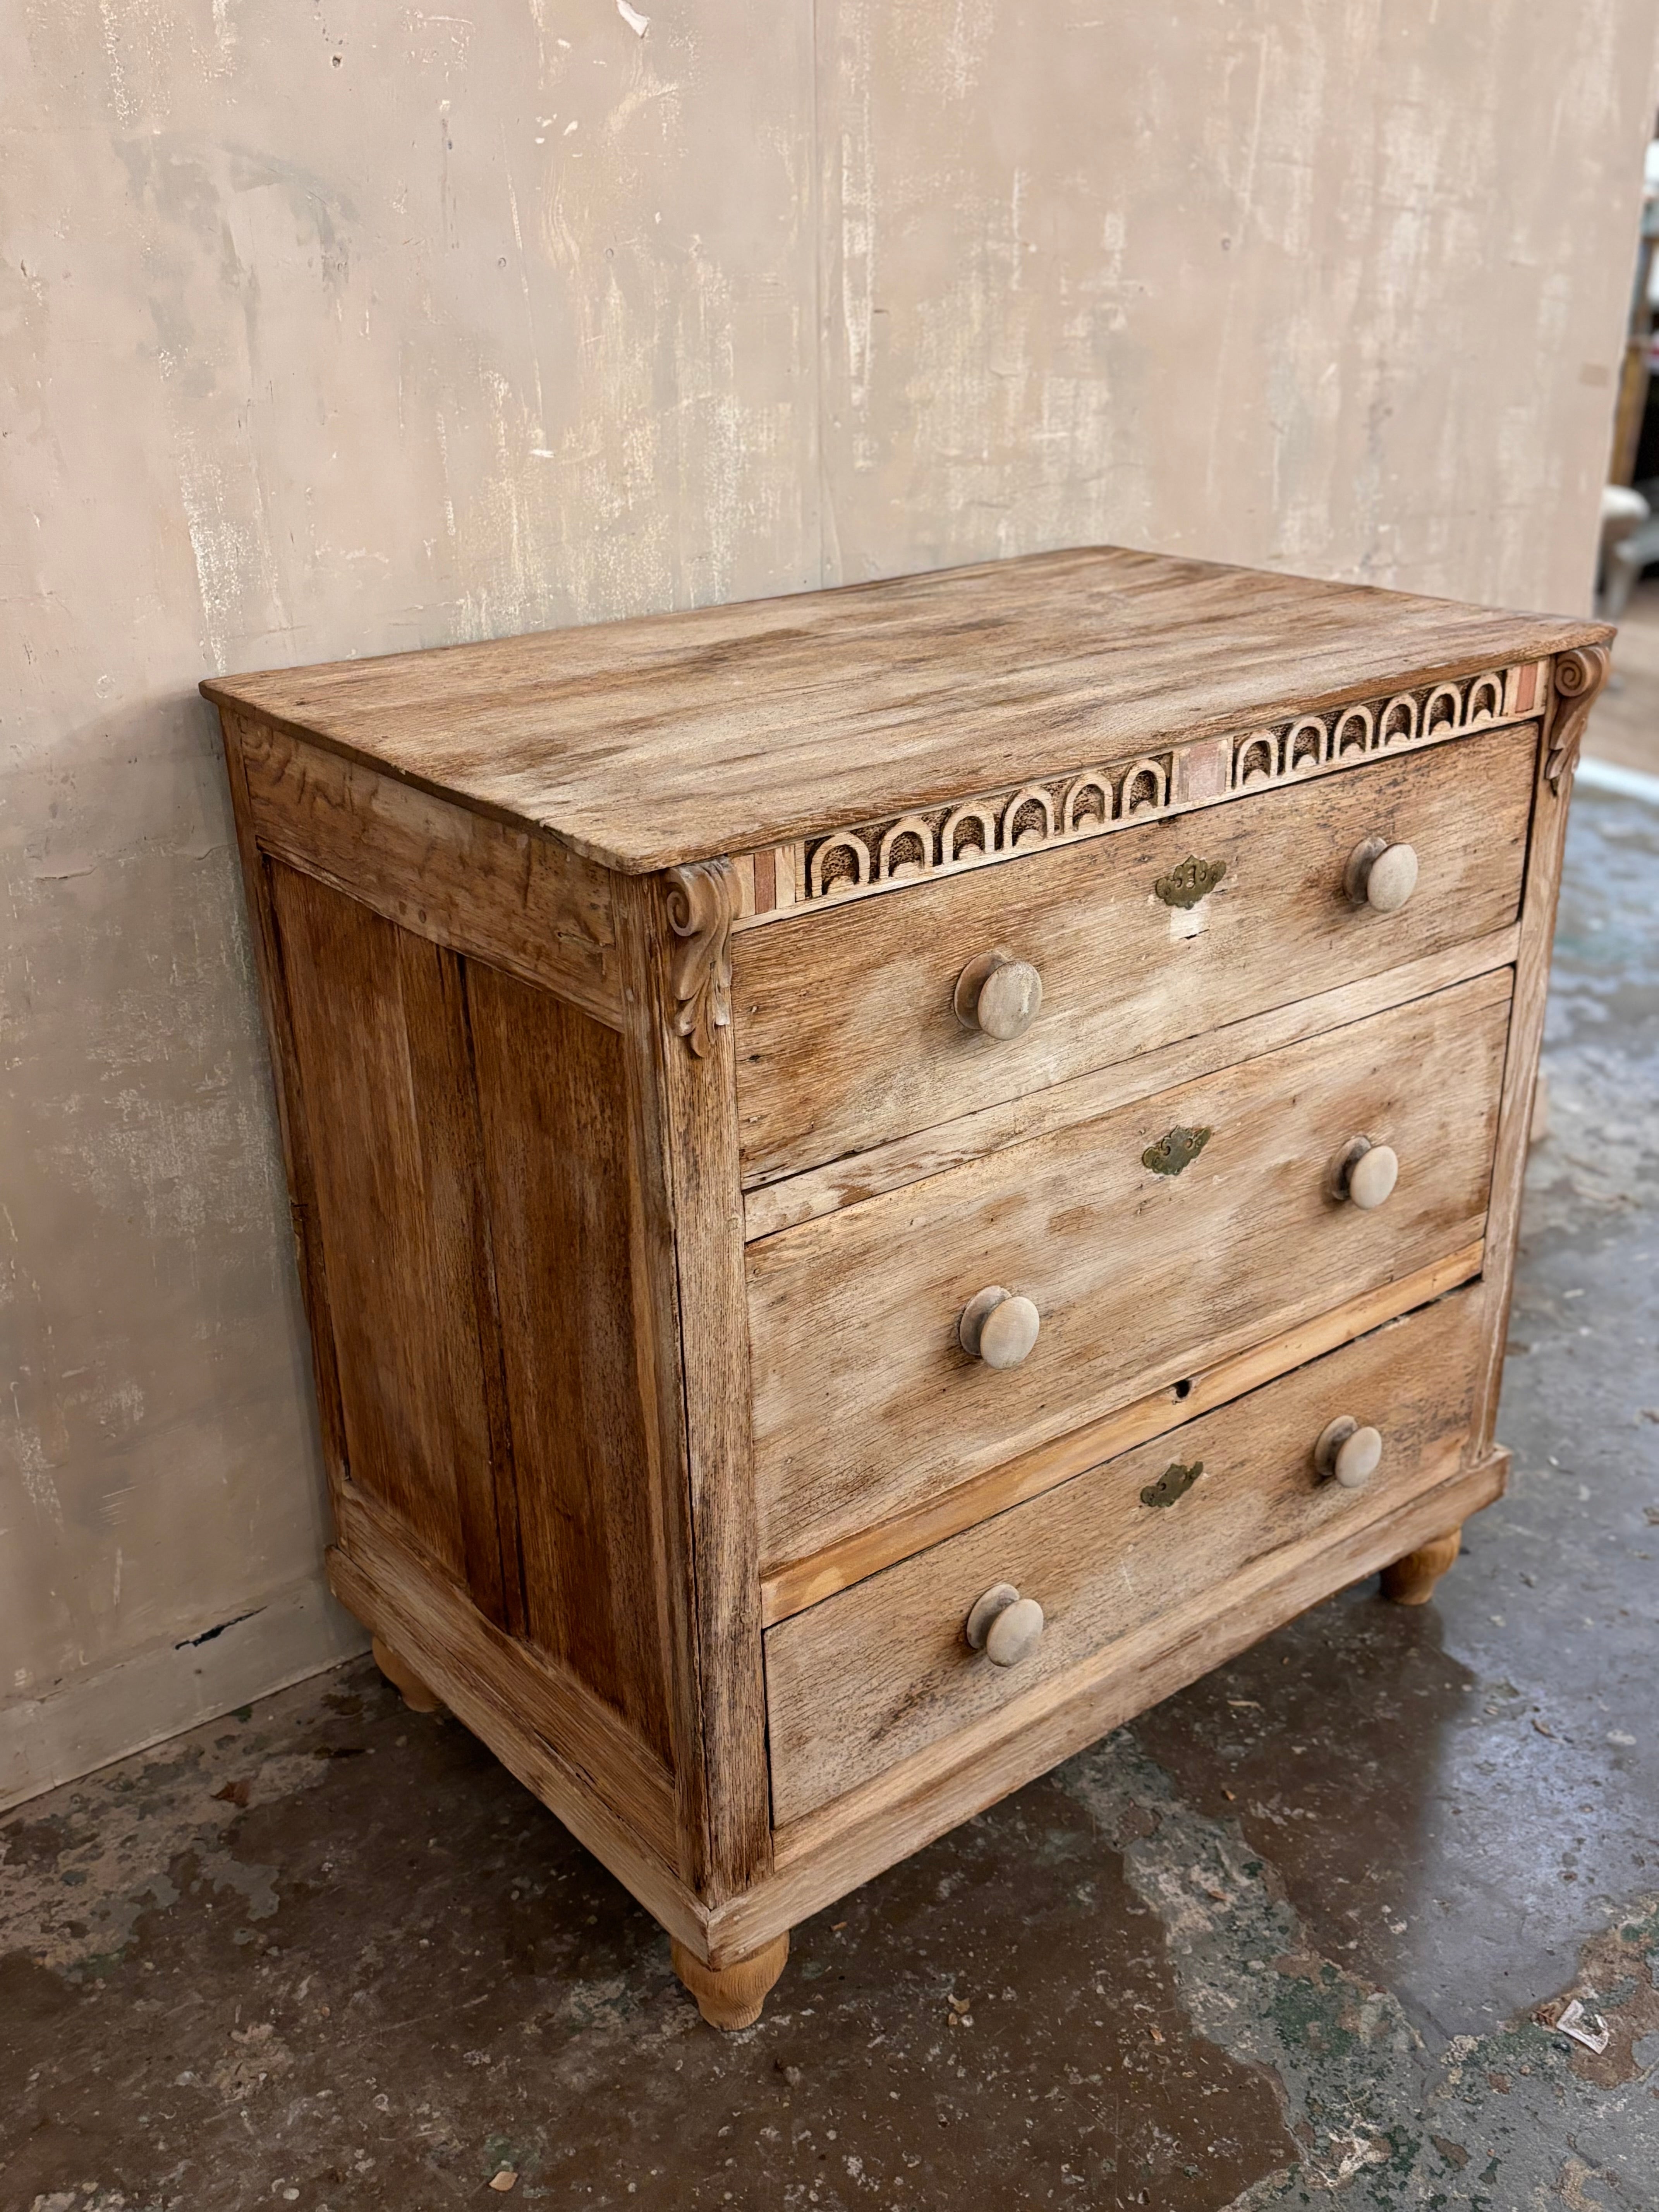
xmin=5 ymin=782 xmax=1659 ymax=2212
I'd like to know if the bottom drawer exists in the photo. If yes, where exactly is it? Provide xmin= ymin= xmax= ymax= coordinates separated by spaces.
xmin=764 ymin=1284 xmax=1485 ymax=1825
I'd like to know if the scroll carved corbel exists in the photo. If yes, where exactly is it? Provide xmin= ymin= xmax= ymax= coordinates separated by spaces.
xmin=666 ymin=859 xmax=735 ymax=1057
xmin=1545 ymin=645 xmax=1611 ymax=793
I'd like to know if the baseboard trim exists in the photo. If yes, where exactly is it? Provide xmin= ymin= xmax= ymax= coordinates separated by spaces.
xmin=1577 ymin=753 xmax=1659 ymax=807
xmin=0 ymin=1573 xmax=371 ymax=1812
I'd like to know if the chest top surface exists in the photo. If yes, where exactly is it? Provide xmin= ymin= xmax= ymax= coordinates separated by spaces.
xmin=202 ymin=544 xmax=1607 ymax=874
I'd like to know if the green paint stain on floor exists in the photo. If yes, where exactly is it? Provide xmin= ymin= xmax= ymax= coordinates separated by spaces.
xmin=1061 ymin=1729 xmax=1659 ymax=2207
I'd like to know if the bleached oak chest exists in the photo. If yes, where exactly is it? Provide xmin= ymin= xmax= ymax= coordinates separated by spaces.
xmin=206 ymin=547 xmax=1609 ymax=2028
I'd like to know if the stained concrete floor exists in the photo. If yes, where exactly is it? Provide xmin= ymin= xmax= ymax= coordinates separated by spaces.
xmin=5 ymin=784 xmax=1659 ymax=2212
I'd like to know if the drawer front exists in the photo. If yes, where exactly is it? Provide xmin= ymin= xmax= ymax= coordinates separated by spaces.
xmin=764 ymin=1283 xmax=1485 ymax=1824
xmin=733 ymin=720 xmax=1535 ymax=1185
xmin=749 ymin=969 xmax=1510 ymax=1571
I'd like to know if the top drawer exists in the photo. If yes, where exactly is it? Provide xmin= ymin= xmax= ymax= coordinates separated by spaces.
xmin=733 ymin=719 xmax=1536 ymax=1185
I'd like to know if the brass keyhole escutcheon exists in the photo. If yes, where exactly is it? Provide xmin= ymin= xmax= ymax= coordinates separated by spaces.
xmin=1142 ymin=1125 xmax=1212 ymax=1177
xmin=1142 ymin=1459 xmax=1203 ymax=1508
xmin=1155 ymin=856 xmax=1227 ymax=909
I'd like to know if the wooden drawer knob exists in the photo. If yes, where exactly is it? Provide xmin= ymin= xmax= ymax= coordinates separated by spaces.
xmin=965 ymin=1582 xmax=1046 ymax=1667
xmin=954 ymin=948 xmax=1043 ymax=1040
xmin=1330 ymin=1135 xmax=1399 ymax=1209
xmin=1315 ymin=1415 xmax=1383 ymax=1489
xmin=1345 ymin=836 xmax=1419 ymax=913
xmin=958 ymin=1286 xmax=1041 ymax=1368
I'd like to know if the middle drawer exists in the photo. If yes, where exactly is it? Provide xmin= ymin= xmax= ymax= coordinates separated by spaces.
xmin=747 ymin=967 xmax=1510 ymax=1573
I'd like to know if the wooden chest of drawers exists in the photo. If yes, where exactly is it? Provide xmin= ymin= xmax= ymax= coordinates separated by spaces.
xmin=205 ymin=547 xmax=1610 ymax=2029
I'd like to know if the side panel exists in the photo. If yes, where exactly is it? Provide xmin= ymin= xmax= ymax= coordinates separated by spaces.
xmin=466 ymin=964 xmax=680 ymax=1769
xmin=269 ymin=864 xmax=509 ymax=1616
xmin=229 ymin=709 xmax=624 ymax=1024
xmin=261 ymin=854 xmax=688 ymax=1832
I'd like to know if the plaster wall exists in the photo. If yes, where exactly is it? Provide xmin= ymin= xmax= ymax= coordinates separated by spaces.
xmin=2 ymin=0 xmax=1654 ymax=1806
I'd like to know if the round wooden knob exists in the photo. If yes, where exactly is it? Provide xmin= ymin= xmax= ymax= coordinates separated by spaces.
xmin=1345 ymin=836 xmax=1419 ymax=913
xmin=958 ymin=1286 xmax=1041 ymax=1369
xmin=1347 ymin=1143 xmax=1398 ymax=1210
xmin=965 ymin=1583 xmax=1046 ymax=1666
xmin=1329 ymin=1135 xmax=1399 ymax=1209
xmin=954 ymin=949 xmax=1043 ymax=1040
xmin=1315 ymin=1415 xmax=1383 ymax=1489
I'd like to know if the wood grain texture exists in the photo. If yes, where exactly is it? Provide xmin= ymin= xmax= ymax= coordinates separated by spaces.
xmin=732 ymin=670 xmax=1531 ymax=931
xmin=227 ymin=709 xmax=623 ymax=1024
xmin=1543 ymin=647 xmax=1611 ymax=791
xmin=213 ymin=555 xmax=1585 ymax=1983
xmin=371 ymin=1633 xmax=442 ymax=1713
xmin=268 ymin=865 xmax=510 ymax=1614
xmin=201 ymin=548 xmax=1607 ymax=873
xmin=613 ymin=872 xmax=772 ymax=1903
xmin=218 ymin=723 xmax=354 ymax=1521
xmin=765 ymin=1286 xmax=1486 ymax=1823
xmin=743 ymin=927 xmax=1520 ymax=1238
xmin=606 ymin=887 xmax=718 ymax=1898
xmin=759 ymin=1240 xmax=1483 ymax=1623
xmin=671 ymin=1932 xmax=790 ymax=2030
xmin=734 ymin=719 xmax=1535 ymax=1185
xmin=465 ymin=965 xmax=679 ymax=1768
xmin=327 ymin=1503 xmax=697 ymax=1948
xmin=749 ymin=970 xmax=1511 ymax=1571
xmin=711 ymin=1444 xmax=1508 ymax=1964
xmin=1379 ymin=1529 xmax=1465 ymax=1605
xmin=390 ymin=928 xmax=518 ymax=1628
xmin=1473 ymin=665 xmax=1606 ymax=1452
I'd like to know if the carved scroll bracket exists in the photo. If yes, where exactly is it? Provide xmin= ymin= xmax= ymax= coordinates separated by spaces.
xmin=666 ymin=858 xmax=735 ymax=1057
xmin=1545 ymin=644 xmax=1611 ymax=793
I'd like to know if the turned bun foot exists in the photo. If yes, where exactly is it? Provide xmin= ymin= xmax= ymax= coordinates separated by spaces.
xmin=371 ymin=1633 xmax=443 ymax=1713
xmin=1380 ymin=1528 xmax=1463 ymax=1606
xmin=671 ymin=1932 xmax=789 ymax=2030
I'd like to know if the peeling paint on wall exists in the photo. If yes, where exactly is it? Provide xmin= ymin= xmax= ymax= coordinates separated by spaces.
xmin=0 ymin=0 xmax=1652 ymax=1792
